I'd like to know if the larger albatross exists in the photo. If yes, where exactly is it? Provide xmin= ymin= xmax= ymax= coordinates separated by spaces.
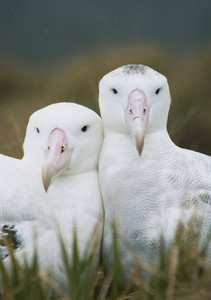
xmin=98 ymin=64 xmax=211 ymax=279
xmin=0 ymin=102 xmax=103 ymax=292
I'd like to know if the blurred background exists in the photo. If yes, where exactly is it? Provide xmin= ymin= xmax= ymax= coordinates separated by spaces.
xmin=0 ymin=0 xmax=210 ymax=158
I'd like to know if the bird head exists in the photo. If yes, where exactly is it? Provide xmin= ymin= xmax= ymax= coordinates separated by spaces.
xmin=99 ymin=64 xmax=171 ymax=155
xmin=23 ymin=102 xmax=103 ymax=192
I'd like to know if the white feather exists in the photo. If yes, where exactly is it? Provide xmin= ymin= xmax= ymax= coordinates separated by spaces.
xmin=98 ymin=64 xmax=211 ymax=279
xmin=0 ymin=102 xmax=104 ymax=292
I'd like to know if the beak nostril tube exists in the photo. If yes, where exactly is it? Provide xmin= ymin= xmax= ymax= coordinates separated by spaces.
xmin=61 ymin=146 xmax=65 ymax=153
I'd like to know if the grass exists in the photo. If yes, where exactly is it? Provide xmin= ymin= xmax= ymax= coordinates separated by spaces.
xmin=0 ymin=44 xmax=210 ymax=298
xmin=0 ymin=43 xmax=210 ymax=157
xmin=0 ymin=218 xmax=211 ymax=299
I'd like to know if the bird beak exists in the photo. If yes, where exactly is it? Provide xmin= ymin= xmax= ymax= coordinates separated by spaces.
xmin=125 ymin=89 xmax=149 ymax=155
xmin=42 ymin=128 xmax=72 ymax=192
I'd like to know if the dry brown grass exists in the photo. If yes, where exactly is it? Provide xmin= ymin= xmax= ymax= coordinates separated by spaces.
xmin=0 ymin=43 xmax=210 ymax=158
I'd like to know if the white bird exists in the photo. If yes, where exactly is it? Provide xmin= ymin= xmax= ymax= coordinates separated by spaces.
xmin=98 ymin=64 xmax=211 ymax=280
xmin=0 ymin=102 xmax=104 ymax=292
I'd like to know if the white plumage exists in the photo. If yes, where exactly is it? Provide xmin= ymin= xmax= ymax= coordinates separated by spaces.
xmin=0 ymin=102 xmax=104 ymax=292
xmin=98 ymin=64 xmax=211 ymax=279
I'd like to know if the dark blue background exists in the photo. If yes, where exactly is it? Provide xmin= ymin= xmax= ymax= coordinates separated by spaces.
xmin=0 ymin=0 xmax=210 ymax=64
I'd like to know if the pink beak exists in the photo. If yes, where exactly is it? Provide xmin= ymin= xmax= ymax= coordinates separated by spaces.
xmin=125 ymin=89 xmax=149 ymax=155
xmin=42 ymin=128 xmax=72 ymax=192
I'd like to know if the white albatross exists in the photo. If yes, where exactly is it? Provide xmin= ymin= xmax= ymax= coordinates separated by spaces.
xmin=0 ymin=102 xmax=104 ymax=292
xmin=98 ymin=64 xmax=211 ymax=279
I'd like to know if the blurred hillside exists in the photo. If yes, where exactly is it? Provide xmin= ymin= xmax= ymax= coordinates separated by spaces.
xmin=0 ymin=44 xmax=210 ymax=158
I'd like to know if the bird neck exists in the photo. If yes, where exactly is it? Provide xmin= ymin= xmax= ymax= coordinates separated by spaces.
xmin=103 ymin=127 xmax=174 ymax=159
xmin=21 ymin=154 xmax=44 ymax=172
xmin=143 ymin=128 xmax=175 ymax=155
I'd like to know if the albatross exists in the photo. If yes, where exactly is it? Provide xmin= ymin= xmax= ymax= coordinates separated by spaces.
xmin=0 ymin=102 xmax=104 ymax=292
xmin=98 ymin=64 xmax=211 ymax=280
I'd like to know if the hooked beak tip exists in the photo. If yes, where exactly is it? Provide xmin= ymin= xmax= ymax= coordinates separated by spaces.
xmin=42 ymin=163 xmax=52 ymax=193
xmin=135 ymin=132 xmax=145 ymax=156
xmin=43 ymin=183 xmax=49 ymax=193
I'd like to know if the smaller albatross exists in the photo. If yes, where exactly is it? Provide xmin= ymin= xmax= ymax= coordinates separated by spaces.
xmin=98 ymin=64 xmax=211 ymax=280
xmin=0 ymin=102 xmax=104 ymax=293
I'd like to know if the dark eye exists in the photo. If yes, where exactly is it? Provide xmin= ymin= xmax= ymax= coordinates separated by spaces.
xmin=36 ymin=127 xmax=40 ymax=133
xmin=112 ymin=88 xmax=118 ymax=94
xmin=81 ymin=125 xmax=88 ymax=132
xmin=155 ymin=88 xmax=160 ymax=95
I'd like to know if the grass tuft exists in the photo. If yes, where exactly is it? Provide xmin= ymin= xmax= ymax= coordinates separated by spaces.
xmin=0 ymin=217 xmax=211 ymax=299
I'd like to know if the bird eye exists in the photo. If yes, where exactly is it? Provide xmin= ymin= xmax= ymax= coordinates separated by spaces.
xmin=36 ymin=127 xmax=40 ymax=133
xmin=155 ymin=88 xmax=160 ymax=95
xmin=81 ymin=125 xmax=88 ymax=132
xmin=112 ymin=88 xmax=118 ymax=94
